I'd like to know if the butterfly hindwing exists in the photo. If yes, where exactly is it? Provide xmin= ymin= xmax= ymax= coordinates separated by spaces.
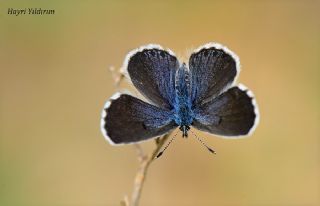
xmin=189 ymin=43 xmax=240 ymax=105
xmin=192 ymin=85 xmax=259 ymax=137
xmin=125 ymin=45 xmax=179 ymax=109
xmin=101 ymin=93 xmax=176 ymax=145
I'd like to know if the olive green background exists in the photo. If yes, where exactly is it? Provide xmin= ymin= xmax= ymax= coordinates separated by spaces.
xmin=1 ymin=0 xmax=319 ymax=205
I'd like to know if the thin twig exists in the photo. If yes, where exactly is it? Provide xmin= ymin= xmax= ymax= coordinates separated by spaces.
xmin=130 ymin=134 xmax=171 ymax=206
xmin=109 ymin=66 xmax=170 ymax=206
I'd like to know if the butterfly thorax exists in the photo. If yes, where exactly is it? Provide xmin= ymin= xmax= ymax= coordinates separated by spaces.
xmin=173 ymin=64 xmax=194 ymax=136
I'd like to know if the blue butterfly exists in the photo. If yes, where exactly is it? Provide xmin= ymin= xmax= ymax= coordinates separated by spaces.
xmin=101 ymin=43 xmax=259 ymax=150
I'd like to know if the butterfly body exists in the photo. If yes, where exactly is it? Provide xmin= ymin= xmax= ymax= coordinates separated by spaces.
xmin=101 ymin=43 xmax=259 ymax=145
xmin=173 ymin=64 xmax=193 ymax=132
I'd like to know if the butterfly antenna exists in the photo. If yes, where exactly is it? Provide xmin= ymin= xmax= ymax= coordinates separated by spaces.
xmin=190 ymin=130 xmax=216 ymax=154
xmin=156 ymin=131 xmax=179 ymax=159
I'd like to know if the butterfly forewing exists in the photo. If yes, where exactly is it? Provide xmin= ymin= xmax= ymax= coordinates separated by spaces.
xmin=189 ymin=43 xmax=239 ymax=105
xmin=125 ymin=45 xmax=179 ymax=109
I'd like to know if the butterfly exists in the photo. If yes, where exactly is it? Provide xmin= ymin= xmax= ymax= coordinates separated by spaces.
xmin=101 ymin=43 xmax=259 ymax=151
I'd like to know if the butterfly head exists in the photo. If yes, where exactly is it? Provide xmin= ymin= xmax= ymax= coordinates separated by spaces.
xmin=179 ymin=125 xmax=190 ymax=138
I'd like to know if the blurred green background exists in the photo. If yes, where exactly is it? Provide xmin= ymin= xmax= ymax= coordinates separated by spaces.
xmin=1 ymin=0 xmax=319 ymax=205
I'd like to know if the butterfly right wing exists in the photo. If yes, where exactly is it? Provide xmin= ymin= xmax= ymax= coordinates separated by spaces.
xmin=189 ymin=43 xmax=240 ymax=105
xmin=101 ymin=93 xmax=177 ymax=145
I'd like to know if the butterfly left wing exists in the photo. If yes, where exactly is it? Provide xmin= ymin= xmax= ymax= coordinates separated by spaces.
xmin=101 ymin=93 xmax=176 ymax=145
xmin=192 ymin=85 xmax=259 ymax=137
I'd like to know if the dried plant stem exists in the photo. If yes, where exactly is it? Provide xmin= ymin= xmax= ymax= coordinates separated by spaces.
xmin=130 ymin=134 xmax=170 ymax=206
